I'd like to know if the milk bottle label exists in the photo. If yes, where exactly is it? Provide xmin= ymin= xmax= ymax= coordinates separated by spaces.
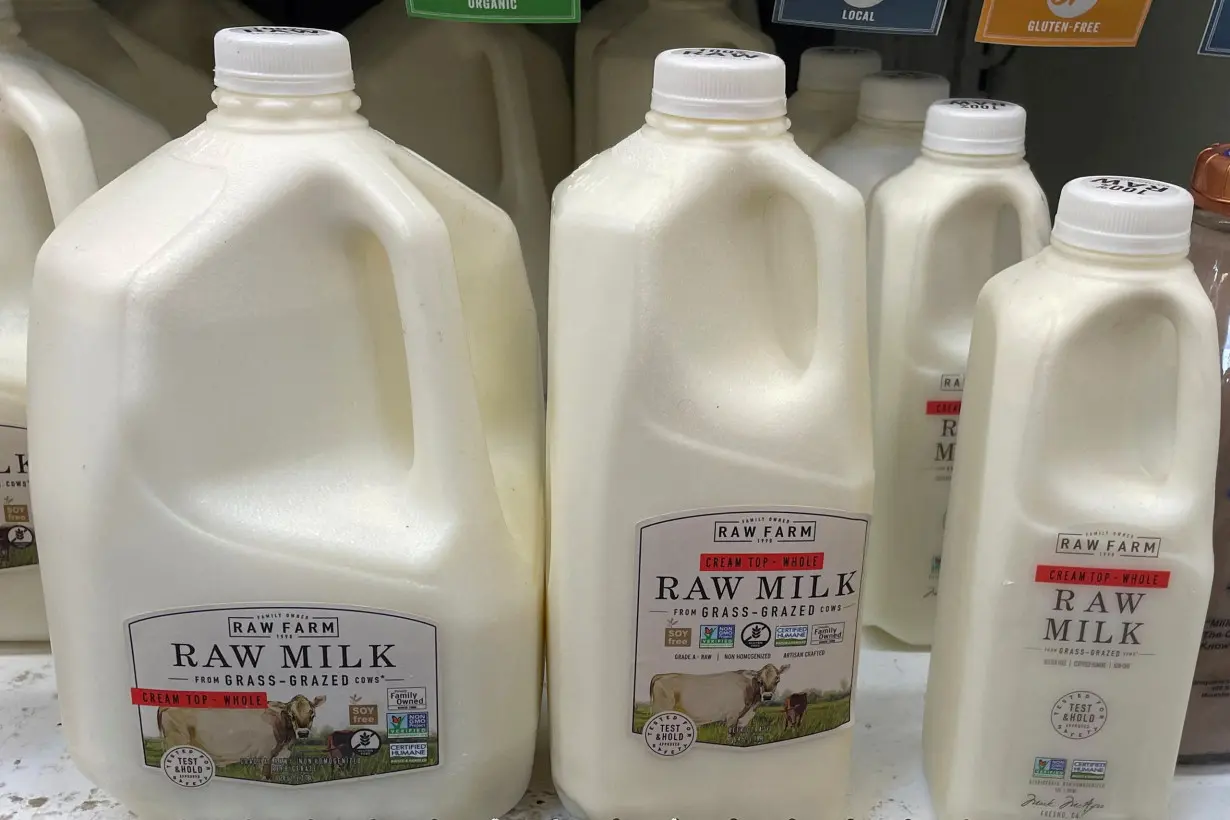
xmin=975 ymin=0 xmax=1154 ymax=47
xmin=126 ymin=605 xmax=440 ymax=787
xmin=632 ymin=508 xmax=868 ymax=753
xmin=923 ymin=373 xmax=963 ymax=592
xmin=773 ymin=0 xmax=949 ymax=35
xmin=0 ymin=426 xmax=34 ymax=574
xmin=405 ymin=0 xmax=580 ymax=24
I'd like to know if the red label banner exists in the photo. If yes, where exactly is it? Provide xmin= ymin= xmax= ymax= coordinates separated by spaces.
xmin=700 ymin=552 xmax=825 ymax=572
xmin=926 ymin=400 xmax=963 ymax=416
xmin=130 ymin=688 xmax=268 ymax=709
xmin=1034 ymin=565 xmax=1170 ymax=589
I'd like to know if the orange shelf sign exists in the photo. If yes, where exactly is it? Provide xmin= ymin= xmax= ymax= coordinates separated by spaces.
xmin=976 ymin=0 xmax=1154 ymax=47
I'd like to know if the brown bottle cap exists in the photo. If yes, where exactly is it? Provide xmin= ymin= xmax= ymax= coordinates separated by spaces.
xmin=1191 ymin=144 xmax=1230 ymax=217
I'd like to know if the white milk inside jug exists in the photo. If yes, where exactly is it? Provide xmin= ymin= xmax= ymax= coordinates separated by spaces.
xmin=100 ymin=0 xmax=265 ymax=73
xmin=923 ymin=176 xmax=1219 ymax=820
xmin=0 ymin=0 xmax=166 ymax=642
xmin=14 ymin=0 xmax=215 ymax=136
xmin=574 ymin=0 xmax=761 ymax=165
xmin=29 ymin=27 xmax=543 ymax=820
xmin=787 ymin=46 xmax=880 ymax=156
xmin=863 ymin=99 xmax=1050 ymax=647
xmin=591 ymin=2 xmax=773 ymax=154
xmin=815 ymin=70 xmax=949 ymax=203
xmin=348 ymin=0 xmax=569 ymax=354
xmin=549 ymin=49 xmax=872 ymax=820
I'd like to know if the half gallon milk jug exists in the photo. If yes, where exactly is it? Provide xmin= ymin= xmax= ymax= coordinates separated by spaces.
xmin=348 ymin=0 xmax=570 ymax=353
xmin=28 ymin=28 xmax=543 ymax=820
xmin=815 ymin=70 xmax=949 ymax=203
xmin=787 ymin=47 xmax=881 ymax=156
xmin=101 ymin=0 xmax=265 ymax=73
xmin=549 ymin=49 xmax=872 ymax=820
xmin=14 ymin=0 xmax=215 ymax=136
xmin=923 ymin=176 xmax=1219 ymax=820
xmin=1181 ymin=144 xmax=1230 ymax=764
xmin=590 ymin=1 xmax=773 ymax=154
xmin=574 ymin=0 xmax=760 ymax=165
xmin=0 ymin=0 xmax=166 ymax=642
xmin=863 ymin=100 xmax=1050 ymax=647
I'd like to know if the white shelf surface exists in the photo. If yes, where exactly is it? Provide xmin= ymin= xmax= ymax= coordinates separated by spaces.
xmin=2 ymin=633 xmax=1228 ymax=819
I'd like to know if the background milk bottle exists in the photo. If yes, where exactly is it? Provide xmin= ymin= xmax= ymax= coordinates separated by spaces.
xmin=591 ymin=2 xmax=773 ymax=154
xmin=0 ymin=0 xmax=165 ymax=642
xmin=573 ymin=0 xmax=761 ymax=165
xmin=101 ymin=0 xmax=266 ymax=73
xmin=14 ymin=0 xmax=215 ymax=135
xmin=29 ymin=27 xmax=543 ymax=820
xmin=923 ymin=177 xmax=1219 ymax=820
xmin=815 ymin=70 xmax=949 ymax=203
xmin=348 ymin=0 xmax=570 ymax=353
xmin=863 ymin=100 xmax=1050 ymax=647
xmin=1181 ymin=144 xmax=1230 ymax=764
xmin=788 ymin=47 xmax=881 ymax=156
xmin=549 ymin=48 xmax=872 ymax=820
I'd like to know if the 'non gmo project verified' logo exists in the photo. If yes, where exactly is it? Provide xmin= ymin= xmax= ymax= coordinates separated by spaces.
xmin=1033 ymin=757 xmax=1066 ymax=779
xmin=387 ymin=711 xmax=429 ymax=738
xmin=699 ymin=625 xmax=735 ymax=648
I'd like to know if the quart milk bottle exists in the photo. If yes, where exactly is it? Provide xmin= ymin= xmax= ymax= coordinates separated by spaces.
xmin=574 ymin=0 xmax=761 ymax=165
xmin=348 ymin=0 xmax=570 ymax=355
xmin=28 ymin=27 xmax=543 ymax=820
xmin=1181 ymin=144 xmax=1230 ymax=764
xmin=14 ymin=0 xmax=215 ymax=136
xmin=0 ymin=0 xmax=165 ymax=641
xmin=863 ymin=100 xmax=1050 ymax=647
xmin=923 ymin=176 xmax=1219 ymax=820
xmin=549 ymin=48 xmax=872 ymax=820
xmin=815 ymin=70 xmax=949 ymax=202
xmin=787 ymin=47 xmax=881 ymax=156
xmin=591 ymin=0 xmax=773 ymax=154
xmin=100 ymin=0 xmax=266 ymax=73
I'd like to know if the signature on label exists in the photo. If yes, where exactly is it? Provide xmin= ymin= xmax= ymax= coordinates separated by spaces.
xmin=1022 ymin=794 xmax=1107 ymax=818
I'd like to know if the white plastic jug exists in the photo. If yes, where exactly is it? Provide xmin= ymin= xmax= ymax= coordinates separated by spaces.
xmin=549 ymin=49 xmax=872 ymax=820
xmin=29 ymin=28 xmax=543 ymax=820
xmin=14 ymin=0 xmax=216 ymax=136
xmin=787 ymin=46 xmax=880 ymax=156
xmin=815 ymin=70 xmax=949 ymax=203
xmin=100 ymin=0 xmax=265 ymax=73
xmin=589 ymin=0 xmax=773 ymax=156
xmin=0 ymin=0 xmax=166 ymax=642
xmin=923 ymin=176 xmax=1219 ymax=820
xmin=863 ymin=100 xmax=1050 ymax=647
xmin=348 ymin=0 xmax=570 ymax=355
xmin=574 ymin=0 xmax=761 ymax=165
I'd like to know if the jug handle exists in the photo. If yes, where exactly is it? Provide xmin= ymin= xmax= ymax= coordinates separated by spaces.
xmin=758 ymin=147 xmax=868 ymax=377
xmin=333 ymin=154 xmax=504 ymax=514
xmin=0 ymin=61 xmax=99 ymax=223
xmin=479 ymin=36 xmax=550 ymax=213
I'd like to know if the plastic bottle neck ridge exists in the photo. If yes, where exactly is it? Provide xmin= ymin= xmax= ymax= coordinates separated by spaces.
xmin=209 ymin=89 xmax=366 ymax=130
xmin=645 ymin=109 xmax=789 ymax=139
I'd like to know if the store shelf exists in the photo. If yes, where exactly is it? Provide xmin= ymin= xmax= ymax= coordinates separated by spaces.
xmin=2 ymin=633 xmax=1228 ymax=819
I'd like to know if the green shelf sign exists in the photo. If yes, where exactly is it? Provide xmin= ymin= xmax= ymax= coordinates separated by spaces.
xmin=406 ymin=0 xmax=580 ymax=23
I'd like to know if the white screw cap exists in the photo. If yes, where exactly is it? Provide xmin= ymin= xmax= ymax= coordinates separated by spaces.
xmin=858 ymin=71 xmax=950 ymax=125
xmin=923 ymin=99 xmax=1027 ymax=156
xmin=797 ymin=47 xmax=882 ymax=94
xmin=1052 ymin=176 xmax=1193 ymax=257
xmin=651 ymin=48 xmax=786 ymax=121
xmin=214 ymin=27 xmax=353 ymax=97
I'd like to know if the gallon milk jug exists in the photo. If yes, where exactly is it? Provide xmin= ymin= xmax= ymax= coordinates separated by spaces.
xmin=29 ymin=28 xmax=543 ymax=820
xmin=863 ymin=100 xmax=1050 ymax=647
xmin=348 ymin=0 xmax=570 ymax=354
xmin=574 ymin=0 xmax=761 ymax=165
xmin=14 ymin=0 xmax=216 ymax=136
xmin=590 ymin=0 xmax=773 ymax=155
xmin=549 ymin=48 xmax=872 ymax=820
xmin=0 ymin=0 xmax=166 ymax=642
xmin=100 ymin=0 xmax=265 ymax=73
xmin=815 ymin=70 xmax=949 ymax=203
xmin=1181 ymin=144 xmax=1230 ymax=764
xmin=787 ymin=46 xmax=881 ymax=156
xmin=923 ymin=176 xmax=1219 ymax=820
